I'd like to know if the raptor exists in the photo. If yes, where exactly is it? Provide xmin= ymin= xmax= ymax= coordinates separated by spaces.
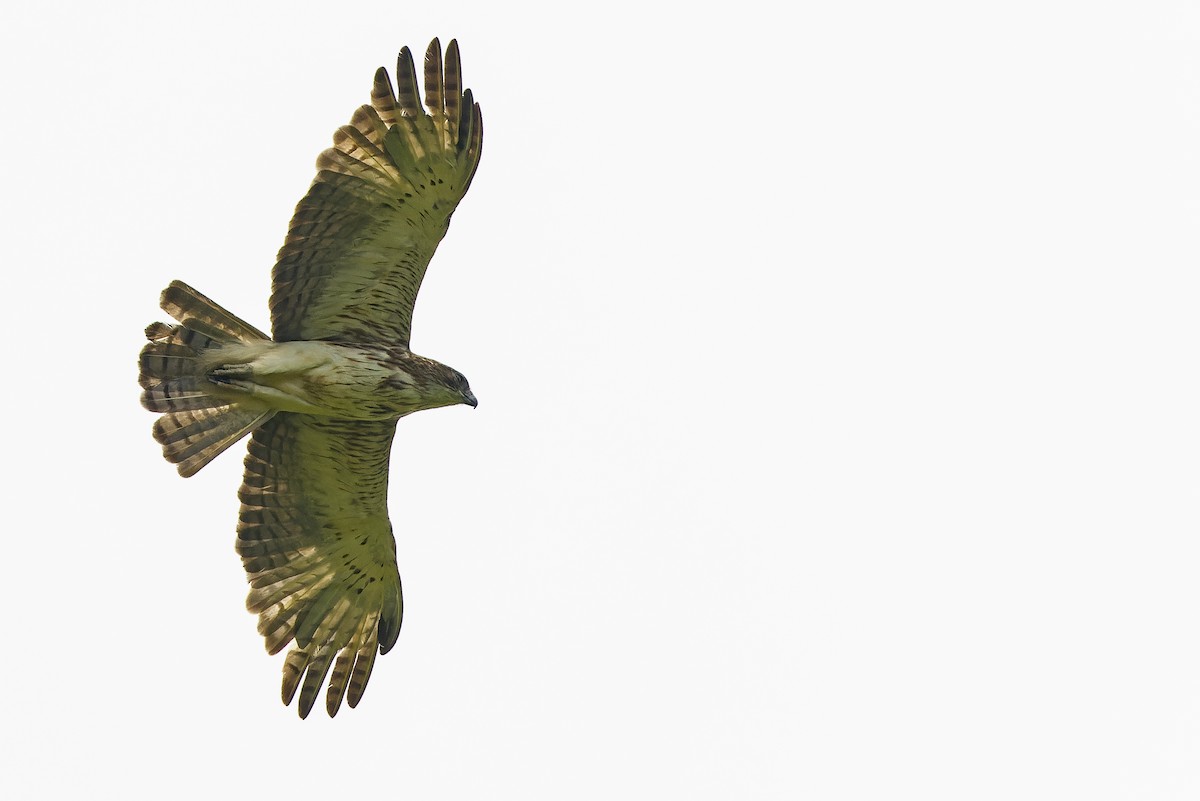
xmin=139 ymin=38 xmax=483 ymax=718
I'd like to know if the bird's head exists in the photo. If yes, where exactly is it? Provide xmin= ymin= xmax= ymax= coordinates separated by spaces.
xmin=441 ymin=365 xmax=478 ymax=409
xmin=383 ymin=351 xmax=477 ymax=413
xmin=397 ymin=354 xmax=476 ymax=409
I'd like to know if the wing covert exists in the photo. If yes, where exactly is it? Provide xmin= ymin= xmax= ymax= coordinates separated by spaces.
xmin=237 ymin=414 xmax=405 ymax=718
xmin=270 ymin=38 xmax=483 ymax=347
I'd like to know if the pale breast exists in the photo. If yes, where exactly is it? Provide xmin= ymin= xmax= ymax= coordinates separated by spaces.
xmin=208 ymin=341 xmax=427 ymax=420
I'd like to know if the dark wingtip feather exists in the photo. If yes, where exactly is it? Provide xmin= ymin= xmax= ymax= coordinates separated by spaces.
xmin=461 ymin=102 xmax=484 ymax=194
xmin=395 ymin=46 xmax=421 ymax=116
xmin=325 ymin=651 xmax=354 ymax=718
xmin=377 ymin=586 xmax=403 ymax=654
xmin=371 ymin=67 xmax=398 ymax=126
xmin=281 ymin=649 xmax=305 ymax=706
xmin=456 ymin=88 xmax=475 ymax=152
xmin=346 ymin=640 xmax=378 ymax=709
xmin=426 ymin=37 xmax=442 ymax=63
xmin=444 ymin=41 xmax=462 ymax=147
xmin=423 ymin=38 xmax=444 ymax=119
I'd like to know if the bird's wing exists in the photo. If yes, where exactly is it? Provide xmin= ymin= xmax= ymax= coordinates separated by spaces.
xmin=270 ymin=38 xmax=483 ymax=346
xmin=237 ymin=414 xmax=405 ymax=718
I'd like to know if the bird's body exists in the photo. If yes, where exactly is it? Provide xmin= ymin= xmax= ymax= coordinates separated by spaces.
xmin=139 ymin=39 xmax=483 ymax=718
xmin=203 ymin=339 xmax=472 ymax=420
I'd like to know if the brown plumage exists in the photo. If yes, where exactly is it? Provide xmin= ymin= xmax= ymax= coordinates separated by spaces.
xmin=138 ymin=39 xmax=483 ymax=718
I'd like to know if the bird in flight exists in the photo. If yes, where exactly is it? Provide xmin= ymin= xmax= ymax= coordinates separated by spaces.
xmin=139 ymin=39 xmax=483 ymax=718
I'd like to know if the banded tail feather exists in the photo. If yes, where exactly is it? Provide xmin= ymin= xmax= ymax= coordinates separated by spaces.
xmin=140 ymin=281 xmax=276 ymax=477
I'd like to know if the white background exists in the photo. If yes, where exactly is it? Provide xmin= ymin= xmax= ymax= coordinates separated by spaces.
xmin=2 ymin=1 xmax=1199 ymax=798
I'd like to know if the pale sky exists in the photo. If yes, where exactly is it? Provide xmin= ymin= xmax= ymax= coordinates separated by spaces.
xmin=3 ymin=1 xmax=1200 ymax=798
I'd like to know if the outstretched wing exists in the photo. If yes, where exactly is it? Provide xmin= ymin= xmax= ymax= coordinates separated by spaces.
xmin=237 ymin=414 xmax=404 ymax=718
xmin=270 ymin=38 xmax=483 ymax=346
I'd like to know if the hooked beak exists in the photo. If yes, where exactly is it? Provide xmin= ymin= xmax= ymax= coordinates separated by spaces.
xmin=463 ymin=389 xmax=478 ymax=408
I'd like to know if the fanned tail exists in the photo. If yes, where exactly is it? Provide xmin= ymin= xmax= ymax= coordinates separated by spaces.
xmin=140 ymin=281 xmax=276 ymax=477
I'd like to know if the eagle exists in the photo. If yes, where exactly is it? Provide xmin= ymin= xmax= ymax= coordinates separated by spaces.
xmin=138 ymin=39 xmax=483 ymax=718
